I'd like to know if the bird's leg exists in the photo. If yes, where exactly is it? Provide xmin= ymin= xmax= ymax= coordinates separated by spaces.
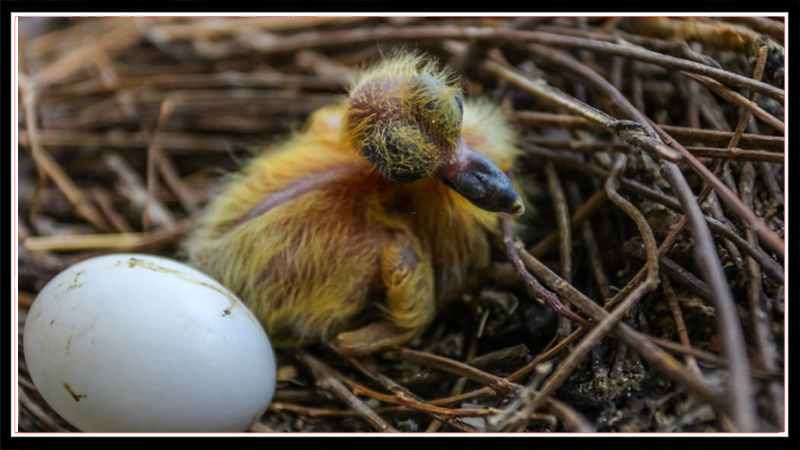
xmin=333 ymin=231 xmax=435 ymax=355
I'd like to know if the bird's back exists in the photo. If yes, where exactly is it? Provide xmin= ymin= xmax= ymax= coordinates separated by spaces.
xmin=185 ymin=103 xmax=388 ymax=345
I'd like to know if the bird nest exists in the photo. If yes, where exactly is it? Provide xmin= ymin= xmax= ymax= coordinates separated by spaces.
xmin=17 ymin=16 xmax=785 ymax=433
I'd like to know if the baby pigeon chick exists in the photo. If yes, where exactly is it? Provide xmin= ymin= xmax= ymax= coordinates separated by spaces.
xmin=185 ymin=52 xmax=524 ymax=354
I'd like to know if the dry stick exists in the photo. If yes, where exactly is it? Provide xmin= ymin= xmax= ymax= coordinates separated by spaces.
xmin=25 ymin=17 xmax=124 ymax=61
xmin=683 ymin=73 xmax=784 ymax=133
xmin=723 ymin=17 xmax=785 ymax=42
xmin=18 ymin=387 xmax=70 ymax=432
xmin=531 ymin=190 xmax=607 ymax=258
xmin=468 ymin=344 xmax=529 ymax=370
xmin=104 ymin=153 xmax=175 ymax=228
xmin=487 ymin=62 xmax=680 ymax=162
xmin=624 ymin=17 xmax=779 ymax=56
xmin=546 ymin=397 xmax=595 ymax=432
xmin=647 ymin=336 xmax=780 ymax=381
xmin=544 ymin=163 xmax=573 ymax=283
xmin=145 ymin=98 xmax=199 ymax=229
xmin=152 ymin=148 xmax=200 ymax=214
xmin=427 ymin=329 xmax=585 ymax=407
xmin=567 ymin=183 xmax=612 ymax=300
xmin=514 ymin=111 xmax=784 ymax=151
xmin=144 ymin=16 xmax=369 ymax=42
xmin=516 ymin=248 xmax=724 ymax=411
xmin=662 ymin=276 xmax=702 ymax=376
xmin=519 ymin=154 xmax=662 ymax=419
xmin=495 ymin=54 xmax=746 ymax=422
xmin=740 ymin=163 xmax=784 ymax=429
xmin=526 ymin=43 xmax=758 ymax=429
xmin=17 ymin=129 xmax=252 ymax=154
xmin=510 ymin=48 xmax=767 ymax=430
xmin=19 ymin=77 xmax=110 ymax=232
xmin=336 ymin=373 xmax=496 ymax=420
xmin=691 ymin=45 xmax=766 ymax=282
xmin=527 ymin=41 xmax=783 ymax=258
xmin=391 ymin=348 xmax=523 ymax=397
xmin=50 ymin=69 xmax=344 ymax=96
xmin=524 ymin=148 xmax=783 ymax=283
xmin=544 ymin=162 xmax=575 ymax=338
xmin=757 ymin=162 xmax=784 ymax=210
xmin=501 ymin=215 xmax=588 ymax=326
xmin=233 ymin=25 xmax=783 ymax=101
xmin=538 ymin=23 xmax=724 ymax=68
xmin=487 ymin=362 xmax=553 ymax=431
xmin=297 ymin=352 xmax=397 ymax=433
xmin=89 ymin=188 xmax=133 ymax=233
xmin=523 ymin=138 xmax=783 ymax=163
xmin=341 ymin=355 xmax=476 ymax=432
xmin=23 ymin=216 xmax=195 ymax=253
xmin=269 ymin=402 xmax=413 ymax=418
xmin=32 ymin=20 xmax=141 ymax=87
xmin=426 ymin=335 xmax=480 ymax=432
xmin=659 ymin=164 xmax=755 ymax=431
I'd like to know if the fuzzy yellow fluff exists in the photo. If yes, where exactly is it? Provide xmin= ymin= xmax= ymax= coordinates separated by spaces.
xmin=184 ymin=53 xmax=521 ymax=349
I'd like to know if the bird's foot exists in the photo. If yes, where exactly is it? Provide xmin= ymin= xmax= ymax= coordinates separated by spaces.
xmin=332 ymin=321 xmax=414 ymax=355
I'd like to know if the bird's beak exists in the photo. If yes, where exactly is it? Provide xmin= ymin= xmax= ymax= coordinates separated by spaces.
xmin=437 ymin=142 xmax=525 ymax=216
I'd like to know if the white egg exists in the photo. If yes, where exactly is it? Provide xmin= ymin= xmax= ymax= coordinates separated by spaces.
xmin=23 ymin=253 xmax=276 ymax=432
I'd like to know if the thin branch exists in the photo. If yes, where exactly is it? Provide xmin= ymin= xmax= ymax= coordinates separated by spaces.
xmin=228 ymin=25 xmax=784 ymax=101
xmin=514 ymin=111 xmax=784 ymax=151
xmin=297 ymin=352 xmax=398 ymax=433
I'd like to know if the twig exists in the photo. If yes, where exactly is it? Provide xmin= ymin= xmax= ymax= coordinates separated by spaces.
xmin=487 ymin=59 xmax=680 ymax=162
xmin=683 ymin=72 xmax=784 ymax=133
xmin=341 ymin=355 xmax=477 ymax=431
xmin=623 ymin=17 xmax=780 ymax=56
xmin=89 ymin=188 xmax=133 ymax=233
xmin=32 ymin=21 xmax=141 ymax=87
xmin=544 ymin=163 xmax=573 ymax=282
xmin=229 ymin=25 xmax=784 ymax=101
xmin=389 ymin=348 xmax=523 ymax=397
xmin=23 ymin=216 xmax=195 ymax=252
xmin=19 ymin=77 xmax=110 ymax=232
xmin=531 ymin=190 xmax=607 ymax=258
xmin=546 ymin=397 xmax=595 ymax=432
xmin=648 ymin=336 xmax=781 ymax=381
xmin=516 ymin=247 xmax=724 ymax=411
xmin=297 ymin=352 xmax=397 ymax=433
xmin=567 ymin=182 xmax=612 ymax=300
xmin=18 ymin=387 xmax=70 ymax=432
xmin=514 ymin=111 xmax=784 ymax=151
xmin=544 ymin=162 xmax=575 ymax=336
xmin=427 ymin=329 xmax=585 ymax=407
xmin=723 ymin=17 xmax=785 ymax=42
xmin=524 ymin=137 xmax=783 ymax=163
xmin=662 ymin=276 xmax=702 ymax=375
xmin=522 ymin=153 xmax=661 ymax=418
xmin=525 ymin=144 xmax=784 ymax=284
xmin=502 ymin=216 xmax=588 ymax=326
xmin=520 ymin=41 xmax=784 ymax=260
xmin=104 ymin=152 xmax=175 ymax=228
xmin=739 ymin=163 xmax=784 ymax=428
xmin=468 ymin=344 xmax=530 ymax=370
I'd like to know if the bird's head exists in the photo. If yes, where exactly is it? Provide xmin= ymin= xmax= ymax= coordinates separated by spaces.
xmin=344 ymin=52 xmax=524 ymax=216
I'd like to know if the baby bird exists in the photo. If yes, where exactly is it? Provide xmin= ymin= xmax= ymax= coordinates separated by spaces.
xmin=185 ymin=52 xmax=524 ymax=354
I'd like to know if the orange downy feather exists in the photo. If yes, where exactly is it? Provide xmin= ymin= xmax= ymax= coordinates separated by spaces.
xmin=184 ymin=55 xmax=521 ymax=348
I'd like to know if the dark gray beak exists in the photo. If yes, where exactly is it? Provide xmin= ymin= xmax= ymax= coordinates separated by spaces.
xmin=438 ymin=144 xmax=524 ymax=216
